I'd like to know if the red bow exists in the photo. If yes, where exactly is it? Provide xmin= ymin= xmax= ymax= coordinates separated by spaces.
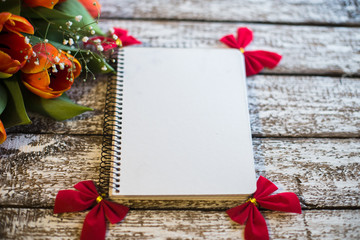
xmin=54 ymin=181 xmax=129 ymax=240
xmin=85 ymin=27 xmax=141 ymax=51
xmin=226 ymin=176 xmax=301 ymax=240
xmin=220 ymin=27 xmax=282 ymax=76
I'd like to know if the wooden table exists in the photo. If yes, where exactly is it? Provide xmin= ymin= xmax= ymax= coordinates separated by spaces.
xmin=1 ymin=0 xmax=360 ymax=239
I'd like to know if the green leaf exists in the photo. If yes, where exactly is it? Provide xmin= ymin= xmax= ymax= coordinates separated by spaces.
xmin=57 ymin=0 xmax=103 ymax=35
xmin=22 ymin=90 xmax=93 ymax=121
xmin=0 ymin=0 xmax=21 ymax=15
xmin=1 ymin=77 xmax=31 ymax=128
xmin=0 ymin=83 xmax=8 ymax=115
xmin=21 ymin=6 xmax=75 ymax=19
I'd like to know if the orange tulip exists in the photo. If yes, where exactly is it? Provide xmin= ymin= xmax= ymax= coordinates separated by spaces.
xmin=0 ymin=12 xmax=34 ymax=35
xmin=78 ymin=0 xmax=101 ymax=18
xmin=0 ymin=32 xmax=33 ymax=78
xmin=21 ymin=43 xmax=81 ymax=99
xmin=22 ymin=0 xmax=61 ymax=9
xmin=0 ymin=120 xmax=6 ymax=144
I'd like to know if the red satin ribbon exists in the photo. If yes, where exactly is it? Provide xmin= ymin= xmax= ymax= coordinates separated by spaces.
xmin=220 ymin=27 xmax=282 ymax=76
xmin=226 ymin=176 xmax=301 ymax=240
xmin=54 ymin=181 xmax=129 ymax=240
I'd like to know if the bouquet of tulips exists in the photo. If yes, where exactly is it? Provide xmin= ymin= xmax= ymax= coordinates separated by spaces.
xmin=0 ymin=0 xmax=141 ymax=144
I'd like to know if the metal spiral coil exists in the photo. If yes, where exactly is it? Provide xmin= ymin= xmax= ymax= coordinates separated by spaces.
xmin=98 ymin=49 xmax=124 ymax=197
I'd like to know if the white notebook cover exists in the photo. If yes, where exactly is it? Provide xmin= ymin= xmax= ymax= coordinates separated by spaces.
xmin=110 ymin=47 xmax=256 ymax=198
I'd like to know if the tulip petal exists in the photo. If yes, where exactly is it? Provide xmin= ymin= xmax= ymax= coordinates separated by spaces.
xmin=0 ymin=120 xmax=6 ymax=144
xmin=21 ymin=43 xmax=59 ymax=74
xmin=78 ymin=0 xmax=102 ymax=18
xmin=22 ymin=71 xmax=64 ymax=99
xmin=0 ymin=50 xmax=21 ymax=77
xmin=23 ymin=0 xmax=60 ymax=9
xmin=0 ymin=12 xmax=11 ymax=32
xmin=7 ymin=14 xmax=34 ymax=35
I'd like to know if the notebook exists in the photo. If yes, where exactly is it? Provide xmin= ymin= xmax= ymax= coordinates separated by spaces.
xmin=101 ymin=47 xmax=256 ymax=208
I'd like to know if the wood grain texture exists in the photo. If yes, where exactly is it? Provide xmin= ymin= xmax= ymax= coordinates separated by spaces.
xmin=1 ymin=208 xmax=359 ymax=239
xmin=8 ymin=75 xmax=360 ymax=138
xmin=1 ymin=135 xmax=359 ymax=209
xmin=101 ymin=0 xmax=360 ymax=26
xmin=99 ymin=20 xmax=360 ymax=76
xmin=0 ymin=134 xmax=101 ymax=207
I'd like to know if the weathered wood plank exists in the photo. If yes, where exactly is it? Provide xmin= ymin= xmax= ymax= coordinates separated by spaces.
xmin=99 ymin=20 xmax=360 ymax=76
xmin=1 ymin=135 xmax=359 ymax=208
xmin=101 ymin=0 xmax=360 ymax=26
xmin=8 ymin=75 xmax=360 ymax=138
xmin=1 ymin=208 xmax=359 ymax=239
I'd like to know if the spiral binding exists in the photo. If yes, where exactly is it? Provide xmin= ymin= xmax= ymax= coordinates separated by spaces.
xmin=98 ymin=49 xmax=125 ymax=197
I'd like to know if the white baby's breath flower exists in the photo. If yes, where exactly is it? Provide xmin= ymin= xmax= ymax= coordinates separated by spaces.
xmin=97 ymin=45 xmax=104 ymax=52
xmin=109 ymin=28 xmax=115 ymax=34
xmin=24 ymin=55 xmax=28 ymax=60
xmin=82 ymin=36 xmax=89 ymax=43
xmin=34 ymin=59 xmax=40 ymax=65
xmin=24 ymin=36 xmax=30 ymax=44
xmin=94 ymin=39 xmax=101 ymax=44
xmin=63 ymin=39 xmax=68 ymax=45
xmin=54 ymin=56 xmax=60 ymax=63
xmin=59 ymin=62 xmax=65 ymax=70
xmin=112 ymin=34 xmax=118 ymax=40
xmin=44 ymin=39 xmax=48 ymax=43
xmin=76 ymin=35 xmax=80 ymax=40
xmin=52 ymin=64 xmax=58 ymax=73
xmin=101 ymin=65 xmax=107 ymax=71
xmin=32 ymin=52 xmax=37 ymax=57
xmin=75 ymin=15 xmax=83 ymax=22
xmin=90 ymin=30 xmax=95 ymax=35
xmin=68 ymin=38 xmax=74 ymax=46
xmin=66 ymin=21 xmax=73 ymax=28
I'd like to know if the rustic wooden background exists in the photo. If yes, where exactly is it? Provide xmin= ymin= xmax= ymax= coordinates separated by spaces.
xmin=1 ymin=0 xmax=360 ymax=239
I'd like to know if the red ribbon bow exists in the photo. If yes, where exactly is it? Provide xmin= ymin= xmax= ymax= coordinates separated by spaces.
xmin=220 ymin=27 xmax=282 ymax=76
xmin=85 ymin=27 xmax=141 ymax=51
xmin=226 ymin=176 xmax=301 ymax=240
xmin=54 ymin=181 xmax=129 ymax=240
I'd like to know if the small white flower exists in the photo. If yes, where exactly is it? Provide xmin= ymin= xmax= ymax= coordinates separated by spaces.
xmin=54 ymin=56 xmax=60 ymax=63
xmin=66 ymin=21 xmax=73 ymax=28
xmin=75 ymin=15 xmax=83 ymax=22
xmin=32 ymin=52 xmax=37 ymax=57
xmin=109 ymin=28 xmax=115 ymax=34
xmin=101 ymin=65 xmax=108 ymax=71
xmin=52 ymin=64 xmax=58 ymax=73
xmin=63 ymin=39 xmax=69 ymax=45
xmin=24 ymin=55 xmax=28 ymax=60
xmin=44 ymin=39 xmax=48 ymax=43
xmin=34 ymin=59 xmax=40 ymax=65
xmin=82 ymin=36 xmax=89 ymax=43
xmin=59 ymin=62 xmax=65 ymax=70
xmin=94 ymin=39 xmax=101 ymax=44
xmin=112 ymin=34 xmax=118 ymax=40
xmin=68 ymin=38 xmax=74 ymax=46
xmin=89 ymin=26 xmax=93 ymax=30
xmin=75 ymin=35 xmax=80 ymax=40
xmin=24 ymin=36 xmax=30 ymax=44
xmin=90 ymin=30 xmax=95 ymax=35
xmin=67 ymin=51 xmax=71 ymax=54
xmin=97 ymin=45 xmax=104 ymax=51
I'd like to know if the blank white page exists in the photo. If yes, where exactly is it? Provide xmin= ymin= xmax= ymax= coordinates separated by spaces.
xmin=114 ymin=47 xmax=256 ymax=197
